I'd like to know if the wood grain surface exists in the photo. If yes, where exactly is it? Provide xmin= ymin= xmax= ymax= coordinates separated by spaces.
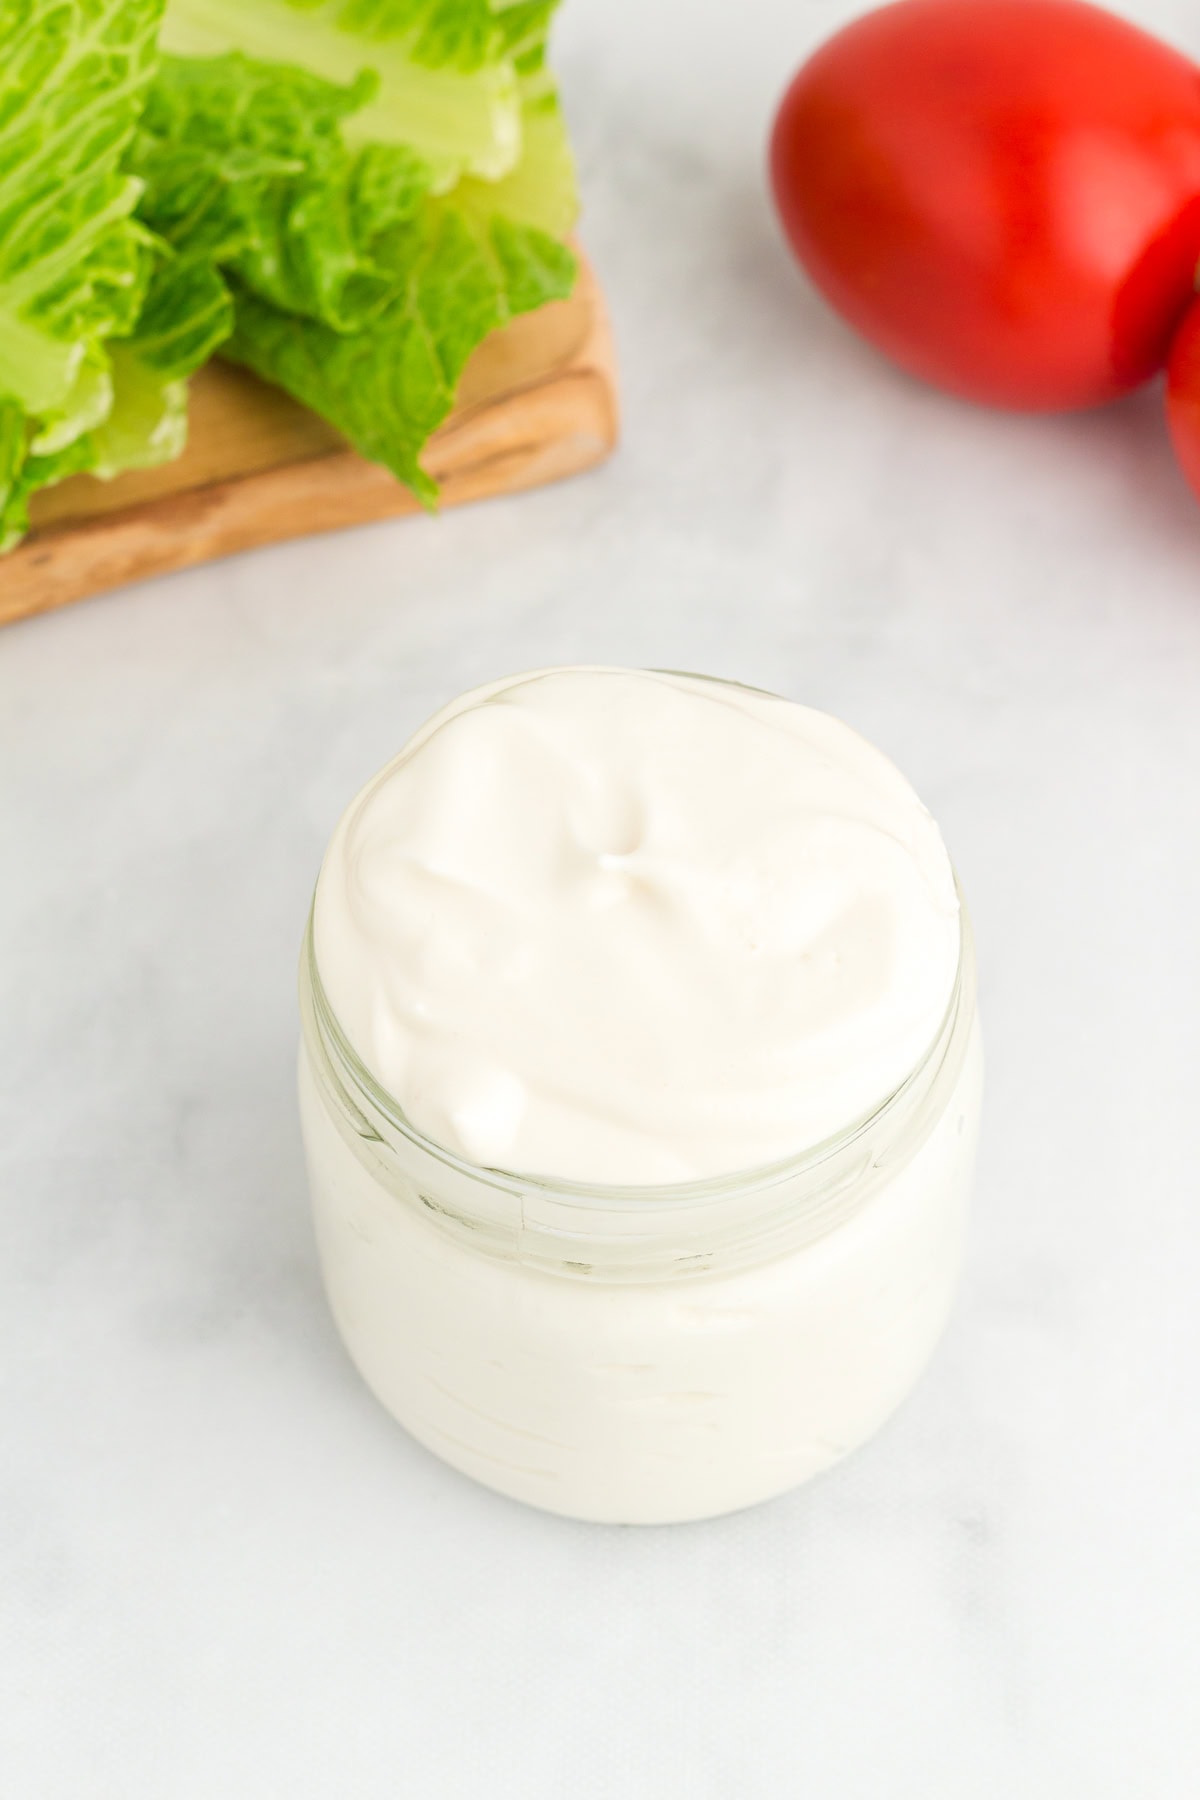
xmin=0 ymin=252 xmax=616 ymax=628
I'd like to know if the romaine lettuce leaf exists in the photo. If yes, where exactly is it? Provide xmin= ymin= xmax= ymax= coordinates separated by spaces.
xmin=452 ymin=90 xmax=575 ymax=238
xmin=0 ymin=403 xmax=98 ymax=553
xmin=160 ymin=0 xmax=576 ymax=214
xmin=0 ymin=399 xmax=31 ymax=552
xmin=130 ymin=46 xmax=575 ymax=504
xmin=0 ymin=314 xmax=216 ymax=552
xmin=88 ymin=343 xmax=189 ymax=478
xmin=133 ymin=55 xmax=435 ymax=333
xmin=0 ymin=0 xmax=166 ymax=503
xmin=127 ymin=255 xmax=234 ymax=381
xmin=0 ymin=0 xmax=160 ymax=405
xmin=225 ymin=205 xmax=573 ymax=502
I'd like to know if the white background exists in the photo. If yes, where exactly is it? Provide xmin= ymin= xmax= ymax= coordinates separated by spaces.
xmin=4 ymin=1 xmax=1200 ymax=1793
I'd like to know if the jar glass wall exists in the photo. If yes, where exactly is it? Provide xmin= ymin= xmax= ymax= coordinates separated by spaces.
xmin=298 ymin=896 xmax=982 ymax=1524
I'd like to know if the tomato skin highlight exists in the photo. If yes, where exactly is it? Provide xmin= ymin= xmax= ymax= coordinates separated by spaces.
xmin=1166 ymin=298 xmax=1200 ymax=499
xmin=770 ymin=0 xmax=1200 ymax=410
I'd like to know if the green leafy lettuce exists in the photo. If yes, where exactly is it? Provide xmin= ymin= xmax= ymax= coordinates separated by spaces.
xmin=132 ymin=45 xmax=576 ymax=503
xmin=159 ymin=0 xmax=576 ymax=228
xmin=0 ymin=0 xmax=228 ymax=548
xmin=0 ymin=0 xmax=579 ymax=549
xmin=228 ymin=199 xmax=575 ymax=502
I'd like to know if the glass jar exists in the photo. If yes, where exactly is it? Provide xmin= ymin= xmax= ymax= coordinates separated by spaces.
xmin=297 ymin=890 xmax=982 ymax=1525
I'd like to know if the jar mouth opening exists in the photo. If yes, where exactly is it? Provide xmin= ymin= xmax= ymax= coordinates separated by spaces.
xmin=302 ymin=880 xmax=972 ymax=1213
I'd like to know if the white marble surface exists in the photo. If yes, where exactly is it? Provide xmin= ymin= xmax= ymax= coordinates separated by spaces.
xmin=4 ymin=1 xmax=1200 ymax=1792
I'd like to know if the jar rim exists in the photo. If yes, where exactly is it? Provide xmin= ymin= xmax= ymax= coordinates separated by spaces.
xmin=301 ymin=880 xmax=973 ymax=1212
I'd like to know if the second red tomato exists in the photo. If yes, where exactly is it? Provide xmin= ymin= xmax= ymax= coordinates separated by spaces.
xmin=770 ymin=0 xmax=1200 ymax=410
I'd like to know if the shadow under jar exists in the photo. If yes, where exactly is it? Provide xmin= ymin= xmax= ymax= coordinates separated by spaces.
xmin=298 ymin=896 xmax=982 ymax=1525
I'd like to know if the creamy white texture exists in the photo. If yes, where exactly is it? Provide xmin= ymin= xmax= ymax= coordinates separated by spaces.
xmin=313 ymin=668 xmax=961 ymax=1184
xmin=299 ymin=1020 xmax=983 ymax=1524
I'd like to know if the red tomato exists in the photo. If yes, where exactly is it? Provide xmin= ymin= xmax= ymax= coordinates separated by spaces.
xmin=1166 ymin=297 xmax=1200 ymax=497
xmin=770 ymin=0 xmax=1200 ymax=409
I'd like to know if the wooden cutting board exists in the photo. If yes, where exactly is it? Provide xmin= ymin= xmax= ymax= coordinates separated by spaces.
xmin=0 ymin=251 xmax=616 ymax=629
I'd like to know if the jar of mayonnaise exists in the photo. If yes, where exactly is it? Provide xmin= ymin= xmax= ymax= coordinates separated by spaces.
xmin=298 ymin=668 xmax=983 ymax=1523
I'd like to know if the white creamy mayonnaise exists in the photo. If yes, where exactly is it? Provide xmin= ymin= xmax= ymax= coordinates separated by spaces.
xmin=299 ymin=668 xmax=982 ymax=1522
xmin=312 ymin=668 xmax=961 ymax=1184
